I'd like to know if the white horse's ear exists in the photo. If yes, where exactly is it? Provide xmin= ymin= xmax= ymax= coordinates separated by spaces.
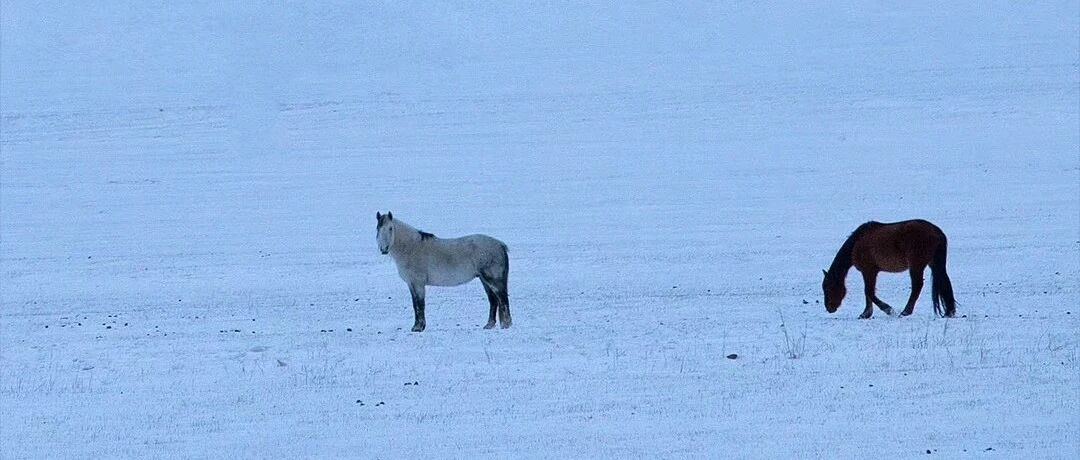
xmin=387 ymin=212 xmax=393 ymax=221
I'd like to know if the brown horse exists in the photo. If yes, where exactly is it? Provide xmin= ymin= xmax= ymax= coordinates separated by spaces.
xmin=822 ymin=220 xmax=956 ymax=319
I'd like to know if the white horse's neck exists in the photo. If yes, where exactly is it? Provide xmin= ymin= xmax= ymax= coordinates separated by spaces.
xmin=389 ymin=219 xmax=422 ymax=256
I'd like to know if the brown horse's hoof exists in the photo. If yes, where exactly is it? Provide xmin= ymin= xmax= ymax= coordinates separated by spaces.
xmin=858 ymin=313 xmax=873 ymax=319
xmin=411 ymin=324 xmax=425 ymax=332
xmin=899 ymin=310 xmax=914 ymax=317
xmin=483 ymin=321 xmax=496 ymax=329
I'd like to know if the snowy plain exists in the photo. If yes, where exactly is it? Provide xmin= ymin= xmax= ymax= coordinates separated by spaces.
xmin=2 ymin=1 xmax=1078 ymax=458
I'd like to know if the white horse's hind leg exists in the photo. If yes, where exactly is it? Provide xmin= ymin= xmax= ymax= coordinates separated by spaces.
xmin=480 ymin=275 xmax=510 ymax=329
xmin=481 ymin=282 xmax=499 ymax=329
xmin=497 ymin=287 xmax=511 ymax=328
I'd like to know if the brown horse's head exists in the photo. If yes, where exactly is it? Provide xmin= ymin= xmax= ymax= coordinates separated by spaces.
xmin=822 ymin=269 xmax=846 ymax=313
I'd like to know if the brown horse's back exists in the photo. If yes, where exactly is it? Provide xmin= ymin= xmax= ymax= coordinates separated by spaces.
xmin=852 ymin=220 xmax=945 ymax=273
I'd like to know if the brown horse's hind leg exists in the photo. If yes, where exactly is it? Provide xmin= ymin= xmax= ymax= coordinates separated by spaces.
xmin=859 ymin=270 xmax=878 ymax=319
xmin=900 ymin=265 xmax=926 ymax=317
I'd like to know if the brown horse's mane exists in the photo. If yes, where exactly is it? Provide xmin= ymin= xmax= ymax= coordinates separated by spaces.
xmin=826 ymin=221 xmax=882 ymax=279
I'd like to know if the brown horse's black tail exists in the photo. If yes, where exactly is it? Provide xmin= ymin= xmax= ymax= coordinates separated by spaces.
xmin=931 ymin=237 xmax=957 ymax=317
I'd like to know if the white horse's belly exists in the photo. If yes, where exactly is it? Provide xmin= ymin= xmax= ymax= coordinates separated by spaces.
xmin=425 ymin=266 xmax=477 ymax=286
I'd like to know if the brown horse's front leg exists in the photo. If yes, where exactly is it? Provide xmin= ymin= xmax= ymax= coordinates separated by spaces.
xmin=872 ymin=296 xmax=895 ymax=315
xmin=900 ymin=265 xmax=926 ymax=316
xmin=859 ymin=270 xmax=877 ymax=319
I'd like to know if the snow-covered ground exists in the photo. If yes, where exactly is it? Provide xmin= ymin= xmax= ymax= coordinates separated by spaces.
xmin=2 ymin=2 xmax=1078 ymax=457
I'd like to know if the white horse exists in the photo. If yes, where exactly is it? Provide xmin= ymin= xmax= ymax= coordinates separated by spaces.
xmin=376 ymin=212 xmax=511 ymax=332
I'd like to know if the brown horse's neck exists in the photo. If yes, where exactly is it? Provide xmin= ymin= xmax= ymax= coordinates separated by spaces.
xmin=827 ymin=223 xmax=875 ymax=280
xmin=826 ymin=247 xmax=853 ymax=281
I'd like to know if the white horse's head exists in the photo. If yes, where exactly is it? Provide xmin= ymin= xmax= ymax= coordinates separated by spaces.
xmin=376 ymin=211 xmax=395 ymax=254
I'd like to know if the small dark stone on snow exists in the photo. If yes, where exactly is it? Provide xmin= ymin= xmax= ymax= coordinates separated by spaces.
xmin=44 ymin=325 xmax=48 ymax=328
xmin=726 ymin=354 xmax=738 ymax=360
xmin=320 ymin=330 xmax=326 ymax=333
xmin=106 ymin=326 xmax=112 ymax=329
xmin=801 ymin=299 xmax=808 ymax=304
xmin=869 ymin=384 xmax=874 ymax=387
xmin=346 ymin=328 xmax=352 ymax=332
xmin=985 ymin=447 xmax=993 ymax=451
xmin=926 ymin=450 xmax=931 ymax=454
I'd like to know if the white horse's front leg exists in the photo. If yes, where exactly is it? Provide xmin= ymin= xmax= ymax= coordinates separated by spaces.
xmin=408 ymin=283 xmax=426 ymax=332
